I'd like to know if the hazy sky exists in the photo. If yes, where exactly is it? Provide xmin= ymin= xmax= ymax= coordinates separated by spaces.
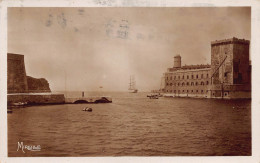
xmin=8 ymin=7 xmax=250 ymax=92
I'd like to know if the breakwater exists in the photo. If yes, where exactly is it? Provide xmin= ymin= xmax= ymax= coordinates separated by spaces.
xmin=8 ymin=93 xmax=65 ymax=105
xmin=7 ymin=93 xmax=112 ymax=106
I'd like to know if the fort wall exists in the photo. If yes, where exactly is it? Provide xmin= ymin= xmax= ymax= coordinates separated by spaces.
xmin=165 ymin=68 xmax=211 ymax=96
xmin=7 ymin=94 xmax=65 ymax=105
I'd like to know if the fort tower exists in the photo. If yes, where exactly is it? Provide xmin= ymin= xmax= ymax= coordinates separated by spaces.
xmin=7 ymin=53 xmax=28 ymax=93
xmin=211 ymin=37 xmax=250 ymax=85
xmin=173 ymin=54 xmax=181 ymax=68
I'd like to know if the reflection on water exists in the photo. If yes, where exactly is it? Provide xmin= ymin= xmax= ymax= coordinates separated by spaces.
xmin=8 ymin=92 xmax=251 ymax=156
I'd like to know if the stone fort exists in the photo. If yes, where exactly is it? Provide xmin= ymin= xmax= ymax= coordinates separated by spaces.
xmin=163 ymin=37 xmax=251 ymax=99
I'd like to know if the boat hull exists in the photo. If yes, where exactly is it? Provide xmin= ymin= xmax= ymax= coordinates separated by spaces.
xmin=129 ymin=89 xmax=138 ymax=93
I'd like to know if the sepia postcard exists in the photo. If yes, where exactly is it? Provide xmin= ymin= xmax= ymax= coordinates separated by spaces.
xmin=0 ymin=0 xmax=260 ymax=163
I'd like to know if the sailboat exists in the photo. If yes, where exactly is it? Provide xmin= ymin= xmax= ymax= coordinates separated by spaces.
xmin=128 ymin=75 xmax=138 ymax=93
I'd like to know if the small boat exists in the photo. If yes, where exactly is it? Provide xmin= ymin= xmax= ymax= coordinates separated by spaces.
xmin=82 ymin=107 xmax=92 ymax=112
xmin=147 ymin=94 xmax=159 ymax=99
xmin=150 ymin=96 xmax=158 ymax=99
xmin=12 ymin=102 xmax=28 ymax=106
xmin=7 ymin=109 xmax=13 ymax=114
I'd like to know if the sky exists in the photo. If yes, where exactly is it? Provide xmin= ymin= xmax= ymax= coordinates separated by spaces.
xmin=8 ymin=7 xmax=251 ymax=92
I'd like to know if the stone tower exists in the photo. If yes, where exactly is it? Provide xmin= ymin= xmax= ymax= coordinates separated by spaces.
xmin=211 ymin=37 xmax=250 ymax=85
xmin=174 ymin=54 xmax=181 ymax=68
xmin=7 ymin=53 xmax=28 ymax=93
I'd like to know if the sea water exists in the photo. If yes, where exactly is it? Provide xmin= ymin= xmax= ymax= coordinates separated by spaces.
xmin=8 ymin=92 xmax=251 ymax=156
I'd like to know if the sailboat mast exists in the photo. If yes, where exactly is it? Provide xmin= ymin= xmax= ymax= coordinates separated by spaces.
xmin=129 ymin=75 xmax=136 ymax=90
xmin=128 ymin=75 xmax=138 ymax=93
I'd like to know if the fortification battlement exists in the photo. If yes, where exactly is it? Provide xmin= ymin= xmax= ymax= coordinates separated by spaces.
xmin=181 ymin=64 xmax=211 ymax=70
xmin=8 ymin=53 xmax=24 ymax=60
xmin=168 ymin=64 xmax=211 ymax=72
xmin=211 ymin=37 xmax=250 ymax=46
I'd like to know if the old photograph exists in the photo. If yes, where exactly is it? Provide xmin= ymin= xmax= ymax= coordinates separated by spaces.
xmin=6 ymin=7 xmax=251 ymax=157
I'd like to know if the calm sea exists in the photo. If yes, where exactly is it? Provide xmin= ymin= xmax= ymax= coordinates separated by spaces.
xmin=8 ymin=92 xmax=251 ymax=156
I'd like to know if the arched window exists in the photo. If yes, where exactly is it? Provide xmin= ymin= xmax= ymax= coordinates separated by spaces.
xmin=196 ymin=90 xmax=198 ymax=93
xmin=191 ymin=90 xmax=193 ymax=93
xmin=187 ymin=90 xmax=189 ymax=93
xmin=195 ymin=82 xmax=198 ymax=86
xmin=183 ymin=90 xmax=185 ymax=92
xmin=187 ymin=75 xmax=189 ymax=79
xmin=196 ymin=75 xmax=198 ymax=79
xmin=178 ymin=83 xmax=180 ymax=86
xmin=206 ymin=81 xmax=209 ymax=85
xmin=207 ymin=74 xmax=209 ymax=78
xmin=192 ymin=75 xmax=194 ymax=79
xmin=201 ymin=90 xmax=204 ymax=93
xmin=166 ymin=83 xmax=169 ymax=86
xmin=187 ymin=82 xmax=189 ymax=86
xmin=182 ymin=82 xmax=185 ymax=86
xmin=182 ymin=75 xmax=184 ymax=79
xmin=191 ymin=82 xmax=194 ymax=86
xmin=201 ymin=82 xmax=204 ymax=85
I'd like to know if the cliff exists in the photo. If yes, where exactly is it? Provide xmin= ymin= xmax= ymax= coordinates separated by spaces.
xmin=26 ymin=76 xmax=51 ymax=93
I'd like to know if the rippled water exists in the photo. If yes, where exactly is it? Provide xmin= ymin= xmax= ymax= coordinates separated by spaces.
xmin=8 ymin=92 xmax=251 ymax=156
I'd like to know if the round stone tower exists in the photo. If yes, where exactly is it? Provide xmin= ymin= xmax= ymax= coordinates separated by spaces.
xmin=174 ymin=54 xmax=181 ymax=68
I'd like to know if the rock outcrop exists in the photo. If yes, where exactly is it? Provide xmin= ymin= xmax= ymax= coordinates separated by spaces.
xmin=26 ymin=76 xmax=51 ymax=93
